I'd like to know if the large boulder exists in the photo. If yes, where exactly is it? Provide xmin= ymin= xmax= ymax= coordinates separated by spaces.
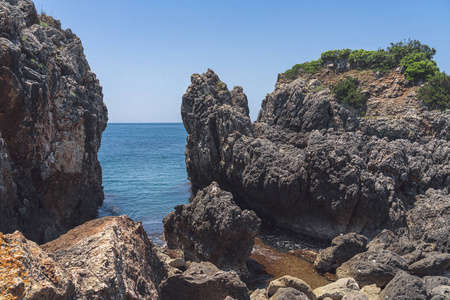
xmin=159 ymin=262 xmax=250 ymax=300
xmin=314 ymin=232 xmax=367 ymax=272
xmin=0 ymin=231 xmax=74 ymax=299
xmin=163 ymin=182 xmax=260 ymax=275
xmin=0 ymin=0 xmax=107 ymax=243
xmin=378 ymin=270 xmax=427 ymax=300
xmin=336 ymin=250 xmax=408 ymax=287
xmin=42 ymin=216 xmax=166 ymax=299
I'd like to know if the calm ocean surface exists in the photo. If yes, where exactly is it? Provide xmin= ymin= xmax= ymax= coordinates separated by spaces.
xmin=98 ymin=123 xmax=190 ymax=245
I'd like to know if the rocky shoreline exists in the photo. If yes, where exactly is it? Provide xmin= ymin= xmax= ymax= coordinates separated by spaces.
xmin=1 ymin=0 xmax=449 ymax=299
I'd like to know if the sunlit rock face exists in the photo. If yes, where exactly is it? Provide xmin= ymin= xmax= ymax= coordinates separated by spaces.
xmin=0 ymin=0 xmax=108 ymax=243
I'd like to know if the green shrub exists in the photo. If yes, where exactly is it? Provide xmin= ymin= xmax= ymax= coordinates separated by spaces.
xmin=400 ymin=52 xmax=439 ymax=81
xmin=284 ymin=60 xmax=322 ymax=79
xmin=387 ymin=39 xmax=436 ymax=63
xmin=283 ymin=39 xmax=439 ymax=82
xmin=418 ymin=72 xmax=450 ymax=110
xmin=331 ymin=77 xmax=365 ymax=109
xmin=321 ymin=49 xmax=352 ymax=62
xmin=40 ymin=20 xmax=48 ymax=27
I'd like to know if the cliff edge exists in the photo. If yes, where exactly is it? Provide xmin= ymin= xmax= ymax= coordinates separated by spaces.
xmin=0 ymin=0 xmax=108 ymax=243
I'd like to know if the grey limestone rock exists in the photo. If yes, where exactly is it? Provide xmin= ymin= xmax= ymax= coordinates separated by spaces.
xmin=367 ymin=229 xmax=415 ymax=255
xmin=181 ymin=69 xmax=450 ymax=251
xmin=409 ymin=252 xmax=450 ymax=276
xmin=314 ymin=232 xmax=368 ymax=273
xmin=378 ymin=270 xmax=427 ymax=300
xmin=424 ymin=276 xmax=450 ymax=295
xmin=407 ymin=189 xmax=450 ymax=253
xmin=163 ymin=182 xmax=261 ymax=275
xmin=336 ymin=250 xmax=408 ymax=287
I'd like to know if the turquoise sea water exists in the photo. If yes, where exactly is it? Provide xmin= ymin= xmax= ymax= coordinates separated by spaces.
xmin=98 ymin=123 xmax=190 ymax=245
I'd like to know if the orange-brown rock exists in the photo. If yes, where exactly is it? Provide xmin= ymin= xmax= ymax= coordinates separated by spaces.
xmin=0 ymin=231 xmax=74 ymax=299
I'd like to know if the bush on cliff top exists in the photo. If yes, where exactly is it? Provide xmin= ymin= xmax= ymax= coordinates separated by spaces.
xmin=331 ymin=77 xmax=365 ymax=109
xmin=418 ymin=72 xmax=450 ymax=110
xmin=284 ymin=39 xmax=439 ymax=82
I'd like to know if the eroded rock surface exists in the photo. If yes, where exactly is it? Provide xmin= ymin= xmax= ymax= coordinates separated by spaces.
xmin=0 ymin=0 xmax=107 ymax=243
xmin=163 ymin=182 xmax=260 ymax=275
xmin=42 ymin=216 xmax=166 ymax=300
xmin=314 ymin=232 xmax=367 ymax=273
xmin=336 ymin=250 xmax=408 ymax=287
xmin=378 ymin=271 xmax=427 ymax=300
xmin=181 ymin=68 xmax=450 ymax=251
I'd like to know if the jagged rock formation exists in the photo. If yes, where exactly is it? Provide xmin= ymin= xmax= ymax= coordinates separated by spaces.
xmin=163 ymin=182 xmax=261 ymax=275
xmin=181 ymin=68 xmax=450 ymax=251
xmin=0 ymin=0 xmax=107 ymax=243
xmin=0 ymin=216 xmax=167 ymax=299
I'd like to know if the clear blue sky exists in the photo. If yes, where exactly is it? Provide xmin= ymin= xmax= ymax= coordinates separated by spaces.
xmin=33 ymin=0 xmax=450 ymax=123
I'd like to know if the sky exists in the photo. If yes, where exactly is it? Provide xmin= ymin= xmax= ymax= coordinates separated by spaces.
xmin=33 ymin=0 xmax=450 ymax=123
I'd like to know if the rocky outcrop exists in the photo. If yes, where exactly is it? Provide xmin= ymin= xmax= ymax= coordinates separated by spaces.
xmin=0 ymin=0 xmax=107 ymax=243
xmin=159 ymin=262 xmax=250 ymax=300
xmin=181 ymin=68 xmax=450 ymax=250
xmin=42 ymin=215 xmax=166 ymax=299
xmin=314 ymin=232 xmax=367 ymax=273
xmin=163 ymin=182 xmax=260 ymax=275
xmin=0 ymin=231 xmax=74 ymax=299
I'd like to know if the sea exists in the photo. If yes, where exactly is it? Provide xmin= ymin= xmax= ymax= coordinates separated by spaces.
xmin=97 ymin=123 xmax=190 ymax=245
xmin=97 ymin=122 xmax=327 ymax=251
